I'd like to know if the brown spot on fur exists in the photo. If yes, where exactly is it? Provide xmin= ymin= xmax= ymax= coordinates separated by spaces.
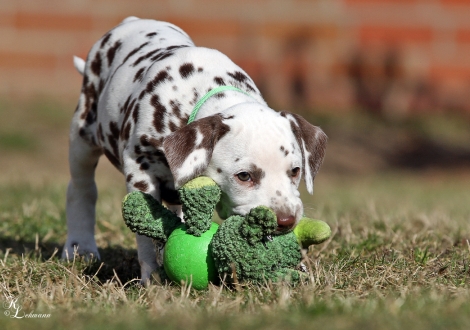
xmin=179 ymin=115 xmax=189 ymax=126
xmin=146 ymin=70 xmax=170 ymax=93
xmin=107 ymin=40 xmax=122 ymax=65
xmin=227 ymin=71 xmax=248 ymax=83
xmin=121 ymin=95 xmax=131 ymax=114
xmin=245 ymin=83 xmax=256 ymax=93
xmin=134 ymin=68 xmax=145 ymax=82
xmin=104 ymin=149 xmax=121 ymax=169
xmin=97 ymin=124 xmax=105 ymax=142
xmin=122 ymin=122 xmax=131 ymax=141
xmin=121 ymin=99 xmax=136 ymax=130
xmin=280 ymin=145 xmax=289 ymax=156
xmin=131 ymin=46 xmax=161 ymax=66
xmin=214 ymin=77 xmax=225 ymax=85
xmin=109 ymin=121 xmax=120 ymax=140
xmin=150 ymin=95 xmax=166 ymax=133
xmin=80 ymin=83 xmax=97 ymax=124
xmin=179 ymin=63 xmax=195 ymax=79
xmin=100 ymin=33 xmax=112 ymax=47
xmin=123 ymin=44 xmax=144 ymax=62
xmin=146 ymin=32 xmax=157 ymax=38
xmin=132 ymin=104 xmax=140 ymax=123
xmin=136 ymin=155 xmax=145 ymax=164
xmin=126 ymin=174 xmax=133 ymax=182
xmin=91 ymin=52 xmax=102 ymax=76
xmin=79 ymin=128 xmax=86 ymax=137
xmin=169 ymin=100 xmax=182 ymax=117
xmin=150 ymin=52 xmax=171 ymax=62
xmin=133 ymin=180 xmax=149 ymax=192
xmin=140 ymin=135 xmax=151 ymax=146
xmin=140 ymin=135 xmax=164 ymax=149
xmin=249 ymin=163 xmax=265 ymax=186
xmin=169 ymin=121 xmax=178 ymax=132
xmin=190 ymin=88 xmax=199 ymax=105
xmin=98 ymin=79 xmax=105 ymax=94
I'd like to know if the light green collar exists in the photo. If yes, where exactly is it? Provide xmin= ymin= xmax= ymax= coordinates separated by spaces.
xmin=187 ymin=86 xmax=252 ymax=124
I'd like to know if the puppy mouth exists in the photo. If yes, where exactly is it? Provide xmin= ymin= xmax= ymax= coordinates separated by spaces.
xmin=276 ymin=215 xmax=295 ymax=232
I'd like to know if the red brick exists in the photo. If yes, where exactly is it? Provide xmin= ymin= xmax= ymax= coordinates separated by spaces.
xmin=0 ymin=13 xmax=14 ymax=27
xmin=359 ymin=25 xmax=433 ymax=44
xmin=345 ymin=0 xmax=418 ymax=3
xmin=260 ymin=22 xmax=337 ymax=40
xmin=15 ymin=12 xmax=93 ymax=32
xmin=456 ymin=29 xmax=470 ymax=43
xmin=429 ymin=64 xmax=470 ymax=81
xmin=439 ymin=0 xmax=470 ymax=5
xmin=0 ymin=51 xmax=57 ymax=70
xmin=164 ymin=17 xmax=241 ymax=37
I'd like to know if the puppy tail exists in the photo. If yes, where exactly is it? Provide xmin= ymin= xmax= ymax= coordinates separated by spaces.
xmin=73 ymin=56 xmax=85 ymax=76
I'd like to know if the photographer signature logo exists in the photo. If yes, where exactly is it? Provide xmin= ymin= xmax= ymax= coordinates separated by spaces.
xmin=2 ymin=285 xmax=51 ymax=319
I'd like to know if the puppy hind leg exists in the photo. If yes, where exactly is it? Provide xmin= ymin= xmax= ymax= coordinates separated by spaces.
xmin=62 ymin=134 xmax=102 ymax=261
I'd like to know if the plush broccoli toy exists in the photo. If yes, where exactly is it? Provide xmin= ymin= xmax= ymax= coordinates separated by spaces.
xmin=122 ymin=177 xmax=331 ymax=289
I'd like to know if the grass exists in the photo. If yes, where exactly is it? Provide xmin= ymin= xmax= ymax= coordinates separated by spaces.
xmin=0 ymin=172 xmax=469 ymax=330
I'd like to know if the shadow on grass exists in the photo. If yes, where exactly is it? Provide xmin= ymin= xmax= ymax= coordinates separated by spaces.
xmin=0 ymin=236 xmax=141 ymax=284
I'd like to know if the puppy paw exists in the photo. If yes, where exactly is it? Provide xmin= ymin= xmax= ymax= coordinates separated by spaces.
xmin=61 ymin=240 xmax=101 ymax=261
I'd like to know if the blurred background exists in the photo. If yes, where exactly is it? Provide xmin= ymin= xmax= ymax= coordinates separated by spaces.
xmin=0 ymin=0 xmax=470 ymax=184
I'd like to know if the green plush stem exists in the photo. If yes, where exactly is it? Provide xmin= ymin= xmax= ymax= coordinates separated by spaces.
xmin=293 ymin=217 xmax=331 ymax=248
xmin=239 ymin=206 xmax=277 ymax=245
xmin=122 ymin=191 xmax=181 ymax=242
xmin=178 ymin=177 xmax=221 ymax=236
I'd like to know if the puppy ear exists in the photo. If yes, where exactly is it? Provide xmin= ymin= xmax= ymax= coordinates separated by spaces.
xmin=281 ymin=112 xmax=327 ymax=194
xmin=163 ymin=114 xmax=230 ymax=189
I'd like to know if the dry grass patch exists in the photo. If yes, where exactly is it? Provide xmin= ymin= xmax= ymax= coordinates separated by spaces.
xmin=0 ymin=172 xmax=469 ymax=329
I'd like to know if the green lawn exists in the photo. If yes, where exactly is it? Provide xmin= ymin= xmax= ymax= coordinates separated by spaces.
xmin=0 ymin=171 xmax=469 ymax=330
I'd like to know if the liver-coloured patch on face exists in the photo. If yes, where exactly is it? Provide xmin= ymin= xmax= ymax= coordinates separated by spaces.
xmin=248 ymin=163 xmax=265 ymax=186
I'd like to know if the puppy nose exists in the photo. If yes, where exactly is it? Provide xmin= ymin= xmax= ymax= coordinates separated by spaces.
xmin=277 ymin=215 xmax=295 ymax=231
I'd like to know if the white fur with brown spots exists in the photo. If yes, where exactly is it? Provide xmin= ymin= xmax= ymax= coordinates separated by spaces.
xmin=62 ymin=17 xmax=327 ymax=284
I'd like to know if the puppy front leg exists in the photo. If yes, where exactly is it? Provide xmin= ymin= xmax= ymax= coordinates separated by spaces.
xmin=123 ymin=150 xmax=165 ymax=285
xmin=135 ymin=233 xmax=160 ymax=285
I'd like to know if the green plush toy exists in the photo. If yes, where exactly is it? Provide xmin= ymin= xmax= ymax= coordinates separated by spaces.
xmin=122 ymin=176 xmax=331 ymax=289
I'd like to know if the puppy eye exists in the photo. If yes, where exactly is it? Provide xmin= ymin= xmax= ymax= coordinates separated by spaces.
xmin=291 ymin=167 xmax=301 ymax=178
xmin=236 ymin=172 xmax=251 ymax=182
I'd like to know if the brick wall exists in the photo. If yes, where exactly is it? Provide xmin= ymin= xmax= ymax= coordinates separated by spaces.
xmin=1 ymin=0 xmax=470 ymax=115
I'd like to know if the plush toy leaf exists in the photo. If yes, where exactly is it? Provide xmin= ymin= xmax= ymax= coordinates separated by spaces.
xmin=122 ymin=191 xmax=181 ymax=242
xmin=239 ymin=206 xmax=277 ymax=245
xmin=178 ymin=176 xmax=221 ymax=236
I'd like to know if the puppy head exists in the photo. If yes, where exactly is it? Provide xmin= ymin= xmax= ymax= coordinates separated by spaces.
xmin=163 ymin=104 xmax=327 ymax=231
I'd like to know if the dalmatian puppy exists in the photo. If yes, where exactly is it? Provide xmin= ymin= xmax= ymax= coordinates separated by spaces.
xmin=62 ymin=16 xmax=327 ymax=283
